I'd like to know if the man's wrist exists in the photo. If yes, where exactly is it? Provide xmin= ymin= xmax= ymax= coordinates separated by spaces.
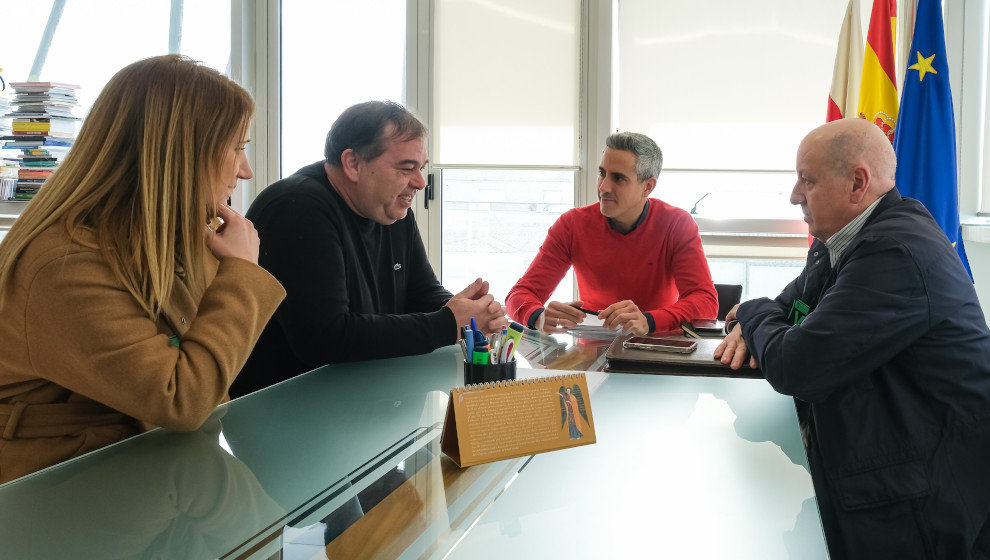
xmin=725 ymin=319 xmax=739 ymax=334
xmin=528 ymin=308 xmax=545 ymax=330
xmin=642 ymin=311 xmax=656 ymax=333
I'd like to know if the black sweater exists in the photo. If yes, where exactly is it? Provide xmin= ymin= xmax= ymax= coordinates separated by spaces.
xmin=230 ymin=162 xmax=455 ymax=397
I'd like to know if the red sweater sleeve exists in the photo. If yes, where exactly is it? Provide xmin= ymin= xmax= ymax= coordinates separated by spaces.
xmin=645 ymin=211 xmax=718 ymax=331
xmin=505 ymin=215 xmax=573 ymax=326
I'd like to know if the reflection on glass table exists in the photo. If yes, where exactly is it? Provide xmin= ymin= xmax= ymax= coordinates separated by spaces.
xmin=0 ymin=416 xmax=285 ymax=559
xmin=515 ymin=327 xmax=624 ymax=373
xmin=0 ymin=346 xmax=825 ymax=559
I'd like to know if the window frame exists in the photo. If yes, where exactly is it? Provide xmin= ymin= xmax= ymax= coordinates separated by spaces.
xmin=948 ymin=0 xmax=988 ymax=218
xmin=232 ymin=0 xmax=280 ymax=214
xmin=425 ymin=0 xmax=590 ymax=297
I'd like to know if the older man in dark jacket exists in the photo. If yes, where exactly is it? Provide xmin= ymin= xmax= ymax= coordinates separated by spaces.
xmin=717 ymin=118 xmax=990 ymax=559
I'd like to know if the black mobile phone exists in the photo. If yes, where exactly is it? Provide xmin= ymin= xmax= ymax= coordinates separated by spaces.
xmin=623 ymin=336 xmax=698 ymax=354
xmin=689 ymin=319 xmax=725 ymax=333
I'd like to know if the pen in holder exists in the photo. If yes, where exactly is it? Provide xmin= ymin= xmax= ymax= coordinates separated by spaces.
xmin=463 ymin=359 xmax=517 ymax=385
xmin=460 ymin=320 xmax=523 ymax=385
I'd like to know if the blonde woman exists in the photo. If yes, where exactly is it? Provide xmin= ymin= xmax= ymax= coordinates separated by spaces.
xmin=0 ymin=55 xmax=285 ymax=483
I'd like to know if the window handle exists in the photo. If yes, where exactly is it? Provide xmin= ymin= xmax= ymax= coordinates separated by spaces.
xmin=424 ymin=173 xmax=435 ymax=209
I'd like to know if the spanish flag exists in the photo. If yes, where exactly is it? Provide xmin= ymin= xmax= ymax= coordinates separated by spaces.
xmin=858 ymin=0 xmax=898 ymax=142
xmin=827 ymin=0 xmax=864 ymax=122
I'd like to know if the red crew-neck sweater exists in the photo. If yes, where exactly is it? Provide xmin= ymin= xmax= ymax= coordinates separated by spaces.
xmin=505 ymin=200 xmax=717 ymax=333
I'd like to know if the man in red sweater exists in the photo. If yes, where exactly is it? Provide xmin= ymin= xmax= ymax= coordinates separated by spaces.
xmin=506 ymin=132 xmax=717 ymax=335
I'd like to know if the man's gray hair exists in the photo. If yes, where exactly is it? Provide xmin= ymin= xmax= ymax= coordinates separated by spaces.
xmin=605 ymin=132 xmax=663 ymax=182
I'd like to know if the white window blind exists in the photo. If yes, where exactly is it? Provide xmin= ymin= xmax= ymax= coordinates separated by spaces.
xmin=433 ymin=0 xmax=580 ymax=166
xmin=280 ymin=0 xmax=407 ymax=176
xmin=615 ymin=0 xmax=852 ymax=220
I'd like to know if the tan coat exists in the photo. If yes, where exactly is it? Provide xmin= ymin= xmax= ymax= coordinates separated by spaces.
xmin=0 ymin=224 xmax=285 ymax=483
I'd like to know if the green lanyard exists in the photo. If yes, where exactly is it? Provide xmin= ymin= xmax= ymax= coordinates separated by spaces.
xmin=787 ymin=299 xmax=810 ymax=326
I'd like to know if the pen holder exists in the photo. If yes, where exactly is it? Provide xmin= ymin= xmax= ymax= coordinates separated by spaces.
xmin=463 ymin=359 xmax=517 ymax=385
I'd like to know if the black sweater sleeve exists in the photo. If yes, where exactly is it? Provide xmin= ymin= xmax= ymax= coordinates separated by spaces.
xmin=253 ymin=190 xmax=455 ymax=367
xmin=403 ymin=210 xmax=454 ymax=313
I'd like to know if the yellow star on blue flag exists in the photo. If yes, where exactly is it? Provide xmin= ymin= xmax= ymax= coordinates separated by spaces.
xmin=908 ymin=51 xmax=937 ymax=82
xmin=893 ymin=0 xmax=972 ymax=279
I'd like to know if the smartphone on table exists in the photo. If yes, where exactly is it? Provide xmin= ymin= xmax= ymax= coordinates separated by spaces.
xmin=689 ymin=319 xmax=725 ymax=334
xmin=622 ymin=336 xmax=698 ymax=354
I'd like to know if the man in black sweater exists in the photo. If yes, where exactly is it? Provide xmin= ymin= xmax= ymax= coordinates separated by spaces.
xmin=230 ymin=101 xmax=507 ymax=397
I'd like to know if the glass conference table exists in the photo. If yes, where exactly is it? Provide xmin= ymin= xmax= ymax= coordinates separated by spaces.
xmin=0 ymin=331 xmax=827 ymax=559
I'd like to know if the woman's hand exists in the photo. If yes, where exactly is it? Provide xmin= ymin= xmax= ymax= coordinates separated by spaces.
xmin=206 ymin=204 xmax=260 ymax=264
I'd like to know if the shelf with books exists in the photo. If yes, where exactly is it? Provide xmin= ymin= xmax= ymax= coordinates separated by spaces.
xmin=1 ymin=81 xmax=79 ymax=203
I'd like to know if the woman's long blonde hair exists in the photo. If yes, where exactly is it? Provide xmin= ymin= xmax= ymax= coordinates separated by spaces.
xmin=0 ymin=55 xmax=254 ymax=319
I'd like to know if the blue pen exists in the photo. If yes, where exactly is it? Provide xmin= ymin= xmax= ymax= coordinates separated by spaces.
xmin=463 ymin=325 xmax=474 ymax=359
xmin=469 ymin=317 xmax=487 ymax=349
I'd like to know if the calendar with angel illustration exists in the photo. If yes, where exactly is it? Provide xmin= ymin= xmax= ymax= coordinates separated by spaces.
xmin=441 ymin=372 xmax=596 ymax=468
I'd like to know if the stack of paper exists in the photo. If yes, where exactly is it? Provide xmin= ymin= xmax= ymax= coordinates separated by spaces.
xmin=0 ymin=95 xmax=10 ymax=135
xmin=1 ymin=82 xmax=80 ymax=201
xmin=567 ymin=316 xmax=622 ymax=339
xmin=0 ymin=94 xmax=13 ymax=200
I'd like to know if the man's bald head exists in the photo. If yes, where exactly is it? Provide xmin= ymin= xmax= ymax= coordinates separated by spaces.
xmin=805 ymin=118 xmax=896 ymax=199
xmin=791 ymin=118 xmax=898 ymax=240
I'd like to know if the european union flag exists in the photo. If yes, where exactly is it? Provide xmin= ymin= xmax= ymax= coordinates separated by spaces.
xmin=893 ymin=0 xmax=972 ymax=279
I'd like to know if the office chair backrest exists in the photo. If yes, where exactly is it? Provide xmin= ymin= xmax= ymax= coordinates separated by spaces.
xmin=714 ymin=283 xmax=743 ymax=321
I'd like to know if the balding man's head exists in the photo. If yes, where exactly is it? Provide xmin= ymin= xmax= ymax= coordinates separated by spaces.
xmin=810 ymin=118 xmax=896 ymax=193
xmin=791 ymin=118 xmax=897 ymax=240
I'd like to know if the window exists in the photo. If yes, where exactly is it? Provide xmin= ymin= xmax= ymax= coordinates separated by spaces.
xmin=280 ymin=0 xmax=408 ymax=176
xmin=432 ymin=0 xmax=579 ymax=166
xmin=1 ymin=1 xmax=230 ymax=117
xmin=438 ymin=168 xmax=576 ymax=304
xmin=984 ymin=71 xmax=989 ymax=214
xmin=615 ymin=0 xmax=850 ymax=222
xmin=980 ymin=3 xmax=990 ymax=215
xmin=8 ymin=1 xmax=986 ymax=294
xmin=0 ymin=1 xmax=230 ymax=213
xmin=708 ymin=258 xmax=803 ymax=300
xmin=433 ymin=0 xmax=581 ymax=301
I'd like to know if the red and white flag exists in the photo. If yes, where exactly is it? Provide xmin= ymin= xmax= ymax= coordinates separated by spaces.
xmin=827 ymin=0 xmax=865 ymax=121
xmin=896 ymin=0 xmax=918 ymax=85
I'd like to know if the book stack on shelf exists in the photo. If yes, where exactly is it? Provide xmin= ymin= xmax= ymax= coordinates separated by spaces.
xmin=0 ymin=82 xmax=80 ymax=201
xmin=0 ymin=94 xmax=14 ymax=201
xmin=0 ymin=95 xmax=10 ymax=134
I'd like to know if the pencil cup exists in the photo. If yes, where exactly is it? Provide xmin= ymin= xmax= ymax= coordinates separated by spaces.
xmin=463 ymin=360 xmax=517 ymax=385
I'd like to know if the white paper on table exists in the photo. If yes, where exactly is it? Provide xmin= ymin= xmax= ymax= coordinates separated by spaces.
xmin=567 ymin=315 xmax=622 ymax=338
